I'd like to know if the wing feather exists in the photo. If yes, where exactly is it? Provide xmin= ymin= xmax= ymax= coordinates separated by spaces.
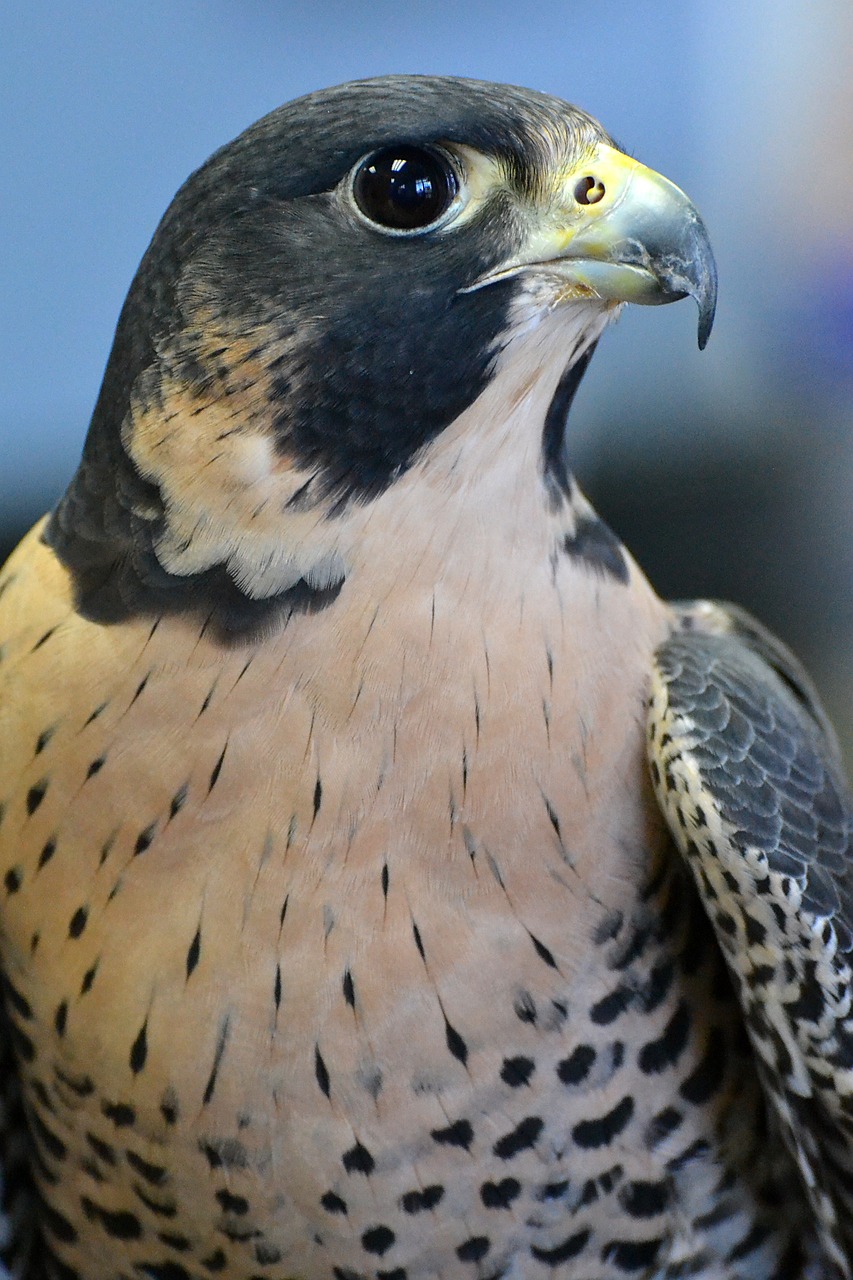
xmin=649 ymin=601 xmax=853 ymax=1277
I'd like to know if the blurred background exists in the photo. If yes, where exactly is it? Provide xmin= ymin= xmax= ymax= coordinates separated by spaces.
xmin=2 ymin=1 xmax=851 ymax=760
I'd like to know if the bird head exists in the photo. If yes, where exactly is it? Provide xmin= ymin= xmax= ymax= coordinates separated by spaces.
xmin=48 ymin=75 xmax=716 ymax=638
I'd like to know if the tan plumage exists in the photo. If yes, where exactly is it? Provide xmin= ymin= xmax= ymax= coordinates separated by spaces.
xmin=0 ymin=75 xmax=849 ymax=1280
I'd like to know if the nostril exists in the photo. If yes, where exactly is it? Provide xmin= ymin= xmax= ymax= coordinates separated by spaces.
xmin=575 ymin=176 xmax=606 ymax=206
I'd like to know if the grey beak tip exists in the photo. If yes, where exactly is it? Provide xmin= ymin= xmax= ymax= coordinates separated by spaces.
xmin=691 ymin=222 xmax=717 ymax=351
xmin=697 ymin=305 xmax=715 ymax=350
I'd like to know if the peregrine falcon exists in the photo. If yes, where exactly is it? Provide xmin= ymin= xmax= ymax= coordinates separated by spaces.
xmin=0 ymin=75 xmax=850 ymax=1280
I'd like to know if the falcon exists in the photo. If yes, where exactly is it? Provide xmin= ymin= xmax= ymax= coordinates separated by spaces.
xmin=0 ymin=75 xmax=850 ymax=1280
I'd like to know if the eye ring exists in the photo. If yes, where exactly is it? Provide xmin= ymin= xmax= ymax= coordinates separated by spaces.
xmin=350 ymin=144 xmax=461 ymax=235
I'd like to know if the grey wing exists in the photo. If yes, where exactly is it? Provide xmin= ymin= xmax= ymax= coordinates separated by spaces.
xmin=648 ymin=601 xmax=853 ymax=1280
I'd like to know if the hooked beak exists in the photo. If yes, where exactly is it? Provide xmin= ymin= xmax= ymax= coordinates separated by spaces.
xmin=465 ymin=142 xmax=717 ymax=349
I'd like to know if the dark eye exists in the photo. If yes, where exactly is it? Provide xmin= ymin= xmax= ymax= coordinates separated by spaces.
xmin=352 ymin=146 xmax=458 ymax=232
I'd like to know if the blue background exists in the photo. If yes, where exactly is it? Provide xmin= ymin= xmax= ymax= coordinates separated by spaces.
xmin=2 ymin=1 xmax=851 ymax=755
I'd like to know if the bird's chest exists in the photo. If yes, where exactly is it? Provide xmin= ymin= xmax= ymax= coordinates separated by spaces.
xmin=0 ymin=579 xmax=789 ymax=1277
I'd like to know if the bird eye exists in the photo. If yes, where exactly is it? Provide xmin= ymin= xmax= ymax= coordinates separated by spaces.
xmin=351 ymin=146 xmax=459 ymax=233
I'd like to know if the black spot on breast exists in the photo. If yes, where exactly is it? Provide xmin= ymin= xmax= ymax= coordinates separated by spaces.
xmin=480 ymin=1177 xmax=520 ymax=1208
xmin=26 ymin=779 xmax=49 ymax=815
xmin=529 ymin=932 xmax=558 ymax=969
xmin=321 ymin=1190 xmax=348 ymax=1214
xmin=315 ymin=1045 xmax=331 ymax=1098
xmin=572 ymin=1096 xmax=634 ymax=1149
xmin=531 ymin=1228 xmax=590 ymax=1264
xmin=198 ymin=682 xmax=217 ymax=718
xmin=208 ymin=742 xmax=228 ymax=794
xmin=216 ymin=1188 xmax=248 ymax=1215
xmin=99 ymin=833 xmax=116 ymax=866
xmin=200 ymin=1138 xmax=247 ymax=1170
xmin=543 ymin=795 xmax=562 ymax=841
xmin=126 ymin=1151 xmax=167 ymax=1186
xmin=68 ymin=906 xmax=88 ymax=939
xmin=160 ymin=1093 xmax=179 ymax=1126
xmin=342 ymin=1141 xmax=375 ymax=1174
xmin=157 ymin=1234 xmax=192 ymax=1252
xmin=602 ymin=1237 xmax=663 ymax=1270
xmin=431 ymin=1119 xmax=473 ymax=1150
xmin=80 ymin=1197 xmax=141 ymax=1239
xmin=83 ymin=700 xmax=110 ymax=728
xmin=590 ymin=985 xmax=631 ymax=1025
xmin=537 ymin=1179 xmax=569 ymax=1202
xmin=342 ymin=968 xmax=355 ymax=1007
xmin=639 ymin=1001 xmax=691 ymax=1074
xmin=54 ymin=1001 xmax=68 ymax=1037
xmin=86 ymin=1133 xmax=116 ymax=1165
xmin=31 ymin=624 xmax=58 ymax=652
xmin=2 ymin=863 xmax=23 ymax=896
xmin=641 ymin=960 xmax=676 ymax=1013
xmin=557 ymin=1044 xmax=596 ymax=1086
xmin=645 ymin=1106 xmax=682 ymax=1148
xmin=130 ymin=1021 xmax=148 ymax=1074
xmin=456 ymin=1236 xmax=490 ymax=1263
xmin=362 ymin=1224 xmax=395 ymax=1256
xmin=203 ymin=1015 xmax=231 ymax=1106
xmin=218 ymin=1225 xmax=255 ymax=1244
xmin=169 ymin=783 xmax=189 ymax=820
xmin=186 ymin=928 xmax=201 ymax=979
xmin=500 ymin=1055 xmax=534 ymax=1087
xmin=102 ymin=1101 xmax=136 ymax=1127
xmin=134 ymin=1186 xmax=177 ymax=1218
xmin=85 ymin=756 xmax=105 ymax=780
xmin=38 ymin=837 xmax=57 ymax=869
xmin=493 ymin=1115 xmax=542 ymax=1159
xmin=619 ymin=1179 xmax=669 ymax=1218
xmin=134 ymin=822 xmax=157 ymax=856
xmin=445 ymin=1018 xmax=468 ymax=1065
xmin=80 ymin=963 xmax=98 ymax=996
xmin=400 ymin=1184 xmax=444 ymax=1213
